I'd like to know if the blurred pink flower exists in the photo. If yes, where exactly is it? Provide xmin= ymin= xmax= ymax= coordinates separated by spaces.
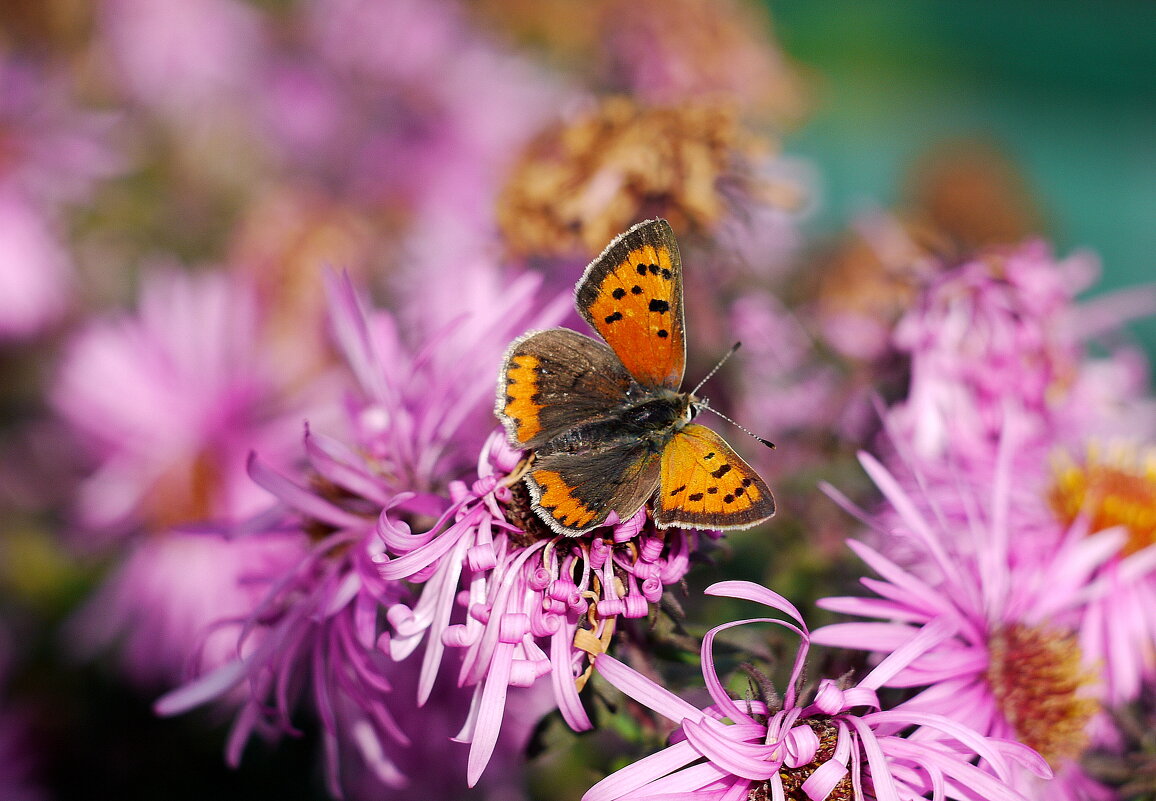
xmin=52 ymin=267 xmax=320 ymax=538
xmin=0 ymin=55 xmax=122 ymax=206
xmin=729 ymin=292 xmax=847 ymax=442
xmin=0 ymin=55 xmax=121 ymax=339
xmin=67 ymin=529 xmax=305 ymax=687
xmin=888 ymin=241 xmax=1155 ymax=465
xmin=584 ymin=580 xmax=1048 ymax=801
xmin=51 ymin=266 xmax=332 ymax=693
xmin=815 ymin=419 xmax=1156 ymax=798
xmin=0 ymin=190 xmax=72 ymax=339
xmin=263 ymin=0 xmax=567 ymax=261
xmin=97 ymin=0 xmax=267 ymax=116
xmin=600 ymin=0 xmax=807 ymax=122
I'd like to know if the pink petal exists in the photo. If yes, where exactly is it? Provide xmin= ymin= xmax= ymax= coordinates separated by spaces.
xmin=154 ymin=657 xmax=248 ymax=715
xmin=466 ymin=641 xmax=514 ymax=787
xmin=682 ymin=718 xmax=779 ymax=781
xmin=582 ymin=740 xmax=706 ymax=801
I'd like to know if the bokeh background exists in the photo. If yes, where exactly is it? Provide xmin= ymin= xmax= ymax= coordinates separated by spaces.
xmin=1 ymin=1 xmax=1153 ymax=799
xmin=770 ymin=0 xmax=1156 ymax=352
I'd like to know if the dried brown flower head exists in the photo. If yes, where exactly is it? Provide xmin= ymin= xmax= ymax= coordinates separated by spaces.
xmin=497 ymin=97 xmax=777 ymax=258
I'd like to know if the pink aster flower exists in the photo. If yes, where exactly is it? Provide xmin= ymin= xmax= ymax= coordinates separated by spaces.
xmin=156 ymin=268 xmax=567 ymax=794
xmin=154 ymin=483 xmax=413 ymax=797
xmin=814 ymin=418 xmax=1156 ymax=798
xmin=888 ymin=240 xmax=1155 ymax=466
xmin=377 ymin=429 xmax=712 ymax=787
xmin=67 ymin=529 xmax=305 ymax=688
xmin=52 ymin=267 xmax=327 ymax=688
xmin=52 ymin=267 xmax=318 ymax=538
xmin=584 ymin=579 xmax=1048 ymax=801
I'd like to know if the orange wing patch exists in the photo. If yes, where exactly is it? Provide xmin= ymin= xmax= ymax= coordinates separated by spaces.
xmin=577 ymin=220 xmax=685 ymax=389
xmin=527 ymin=468 xmax=603 ymax=532
xmin=654 ymin=424 xmax=775 ymax=530
xmin=500 ymin=352 xmax=544 ymax=445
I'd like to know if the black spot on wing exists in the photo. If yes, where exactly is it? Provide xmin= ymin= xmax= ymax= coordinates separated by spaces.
xmin=612 ymin=287 xmax=626 ymax=299
xmin=711 ymin=464 xmax=731 ymax=479
xmin=648 ymin=299 xmax=670 ymax=313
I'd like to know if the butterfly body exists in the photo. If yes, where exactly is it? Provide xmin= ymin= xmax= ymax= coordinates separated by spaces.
xmin=496 ymin=219 xmax=774 ymax=536
xmin=533 ymin=387 xmax=694 ymax=460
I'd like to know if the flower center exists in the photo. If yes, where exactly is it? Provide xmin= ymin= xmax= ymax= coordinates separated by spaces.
xmin=1050 ymin=445 xmax=1156 ymax=556
xmin=496 ymin=96 xmax=774 ymax=258
xmin=147 ymin=449 xmax=223 ymax=531
xmin=502 ymin=474 xmax=559 ymax=545
xmin=749 ymin=718 xmax=853 ymax=801
xmin=985 ymin=623 xmax=1098 ymax=766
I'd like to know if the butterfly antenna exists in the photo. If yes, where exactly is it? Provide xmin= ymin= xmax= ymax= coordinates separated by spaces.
xmin=690 ymin=342 xmax=775 ymax=450
xmin=690 ymin=341 xmax=741 ymax=396
xmin=698 ymin=403 xmax=776 ymax=449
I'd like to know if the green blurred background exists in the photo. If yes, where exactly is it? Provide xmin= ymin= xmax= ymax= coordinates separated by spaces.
xmin=766 ymin=0 xmax=1156 ymax=352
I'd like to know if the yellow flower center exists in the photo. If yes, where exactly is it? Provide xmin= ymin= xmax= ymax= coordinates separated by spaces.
xmin=985 ymin=623 xmax=1098 ymax=766
xmin=1050 ymin=444 xmax=1156 ymax=556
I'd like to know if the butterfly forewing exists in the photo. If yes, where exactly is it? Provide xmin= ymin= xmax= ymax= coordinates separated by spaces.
xmin=527 ymin=443 xmax=662 ymax=535
xmin=654 ymin=424 xmax=775 ymax=530
xmin=496 ymin=328 xmax=636 ymax=450
xmin=576 ymin=219 xmax=686 ymax=390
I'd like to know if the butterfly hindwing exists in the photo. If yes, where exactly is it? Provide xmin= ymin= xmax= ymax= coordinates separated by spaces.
xmin=654 ymin=423 xmax=775 ymax=530
xmin=496 ymin=328 xmax=635 ymax=450
xmin=575 ymin=219 xmax=686 ymax=390
xmin=527 ymin=441 xmax=662 ymax=535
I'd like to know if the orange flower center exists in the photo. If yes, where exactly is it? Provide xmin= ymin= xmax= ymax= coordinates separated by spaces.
xmin=1050 ymin=445 xmax=1156 ymax=557
xmin=985 ymin=623 xmax=1098 ymax=766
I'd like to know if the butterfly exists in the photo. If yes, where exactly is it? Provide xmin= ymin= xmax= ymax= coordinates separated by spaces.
xmin=495 ymin=218 xmax=775 ymax=536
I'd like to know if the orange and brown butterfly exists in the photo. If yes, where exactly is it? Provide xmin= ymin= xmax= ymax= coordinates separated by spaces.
xmin=495 ymin=218 xmax=775 ymax=536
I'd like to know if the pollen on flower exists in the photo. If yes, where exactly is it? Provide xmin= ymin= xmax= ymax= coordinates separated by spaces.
xmin=496 ymin=97 xmax=783 ymax=258
xmin=985 ymin=623 xmax=1099 ymax=767
xmin=1050 ymin=444 xmax=1156 ymax=556
xmin=762 ymin=716 xmax=854 ymax=801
